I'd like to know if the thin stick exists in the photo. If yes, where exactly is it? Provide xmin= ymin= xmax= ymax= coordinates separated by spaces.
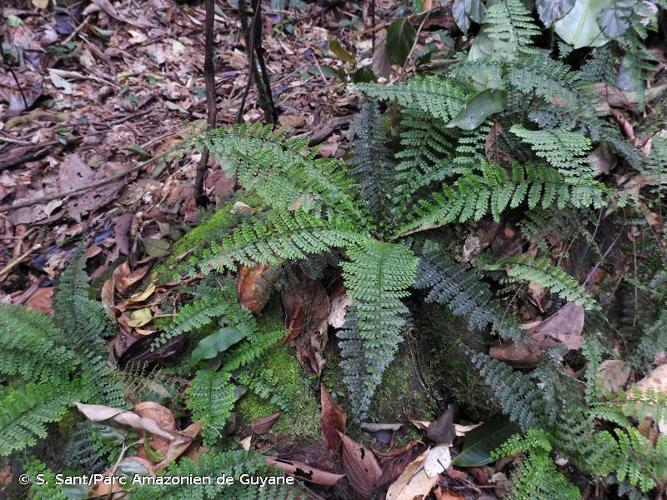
xmin=235 ymin=0 xmax=261 ymax=123
xmin=0 ymin=157 xmax=157 ymax=213
xmin=0 ymin=243 xmax=41 ymax=279
xmin=1 ymin=39 xmax=28 ymax=110
xmin=194 ymin=0 xmax=217 ymax=206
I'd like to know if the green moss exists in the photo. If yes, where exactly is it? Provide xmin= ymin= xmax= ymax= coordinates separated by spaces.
xmin=414 ymin=302 xmax=497 ymax=421
xmin=153 ymin=195 xmax=246 ymax=282
xmin=236 ymin=343 xmax=320 ymax=442
xmin=323 ymin=341 xmax=436 ymax=424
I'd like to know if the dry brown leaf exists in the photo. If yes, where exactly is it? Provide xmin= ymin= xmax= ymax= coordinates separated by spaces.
xmin=75 ymin=402 xmax=176 ymax=441
xmin=628 ymin=364 xmax=667 ymax=433
xmin=321 ymin=386 xmax=346 ymax=453
xmin=282 ymin=272 xmax=331 ymax=374
xmin=113 ymin=262 xmax=150 ymax=295
xmin=597 ymin=360 xmax=632 ymax=393
xmin=24 ymin=287 xmax=53 ymax=314
xmin=115 ymin=213 xmax=134 ymax=256
xmin=155 ymin=421 xmax=203 ymax=470
xmin=264 ymin=457 xmax=344 ymax=486
xmin=237 ymin=264 xmax=280 ymax=314
xmin=489 ymin=341 xmax=542 ymax=366
xmin=339 ymin=431 xmax=382 ymax=497
xmin=251 ymin=412 xmax=281 ymax=435
xmin=528 ymin=302 xmax=585 ymax=350
xmin=386 ymin=450 xmax=438 ymax=500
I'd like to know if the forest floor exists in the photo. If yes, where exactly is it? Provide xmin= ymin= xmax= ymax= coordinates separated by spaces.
xmin=0 ymin=0 xmax=420 ymax=299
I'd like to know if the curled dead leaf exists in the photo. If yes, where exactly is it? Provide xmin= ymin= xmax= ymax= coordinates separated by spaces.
xmin=338 ymin=431 xmax=382 ymax=497
xmin=321 ymin=386 xmax=346 ymax=453
xmin=251 ymin=413 xmax=281 ymax=435
xmin=265 ymin=457 xmax=344 ymax=486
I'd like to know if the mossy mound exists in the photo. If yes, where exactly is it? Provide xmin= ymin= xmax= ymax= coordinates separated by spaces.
xmin=413 ymin=302 xmax=497 ymax=422
xmin=236 ymin=342 xmax=321 ymax=443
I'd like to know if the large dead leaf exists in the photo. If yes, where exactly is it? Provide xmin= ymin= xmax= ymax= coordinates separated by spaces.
xmin=321 ymin=386 xmax=347 ymax=453
xmin=528 ymin=302 xmax=585 ymax=350
xmin=75 ymin=402 xmax=177 ymax=441
xmin=24 ymin=287 xmax=53 ymax=314
xmin=597 ymin=360 xmax=632 ymax=393
xmin=339 ymin=432 xmax=382 ymax=497
xmin=265 ymin=457 xmax=344 ymax=486
xmin=491 ymin=302 xmax=585 ymax=366
xmin=251 ymin=412 xmax=281 ymax=434
xmin=627 ymin=364 xmax=667 ymax=433
xmin=386 ymin=449 xmax=439 ymax=500
xmin=155 ymin=421 xmax=203 ymax=470
xmin=237 ymin=264 xmax=280 ymax=314
xmin=282 ymin=272 xmax=331 ymax=374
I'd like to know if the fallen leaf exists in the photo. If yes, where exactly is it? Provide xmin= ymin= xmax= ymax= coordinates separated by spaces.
xmin=237 ymin=264 xmax=280 ymax=314
xmin=339 ymin=432 xmax=382 ymax=497
xmin=424 ymin=444 xmax=452 ymax=477
xmin=124 ymin=282 xmax=157 ymax=305
xmin=627 ymin=364 xmax=667 ymax=433
xmin=386 ymin=450 xmax=439 ymax=500
xmin=278 ymin=114 xmax=307 ymax=129
xmin=76 ymin=403 xmax=177 ymax=441
xmin=282 ymin=272 xmax=331 ymax=374
xmin=113 ymin=262 xmax=150 ymax=295
xmin=426 ymin=404 xmax=456 ymax=444
xmin=127 ymin=308 xmax=153 ymax=328
xmin=24 ymin=287 xmax=53 ymax=314
xmin=134 ymin=402 xmax=177 ymax=457
xmin=528 ymin=302 xmax=585 ymax=350
xmin=251 ymin=413 xmax=281 ymax=434
xmin=155 ymin=421 xmax=203 ymax=470
xmin=361 ymin=422 xmax=402 ymax=432
xmin=328 ymin=282 xmax=350 ymax=329
xmin=265 ymin=457 xmax=344 ymax=486
xmin=321 ymin=386 xmax=346 ymax=453
xmin=597 ymin=360 xmax=632 ymax=393
xmin=489 ymin=340 xmax=542 ymax=366
xmin=115 ymin=213 xmax=134 ymax=255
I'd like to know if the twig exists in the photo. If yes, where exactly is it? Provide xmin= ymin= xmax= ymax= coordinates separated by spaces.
xmin=0 ymin=243 xmax=41 ymax=280
xmin=0 ymin=147 xmax=50 ymax=172
xmin=235 ymin=0 xmax=262 ymax=123
xmin=1 ymin=39 xmax=28 ymax=110
xmin=0 ymin=156 xmax=158 ymax=213
xmin=194 ymin=0 xmax=217 ymax=206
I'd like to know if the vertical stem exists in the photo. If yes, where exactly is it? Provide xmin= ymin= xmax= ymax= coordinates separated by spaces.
xmin=195 ymin=0 xmax=217 ymax=206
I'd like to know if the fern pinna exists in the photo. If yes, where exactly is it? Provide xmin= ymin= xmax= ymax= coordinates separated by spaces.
xmin=0 ymin=251 xmax=124 ymax=457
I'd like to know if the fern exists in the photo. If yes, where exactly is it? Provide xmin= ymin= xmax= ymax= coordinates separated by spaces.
xmin=510 ymin=125 xmax=593 ymax=177
xmin=471 ymin=353 xmax=549 ymax=430
xmin=351 ymin=99 xmax=396 ymax=227
xmin=188 ymin=210 xmax=364 ymax=277
xmin=338 ymin=241 xmax=417 ymax=420
xmin=0 ymin=381 xmax=84 ymax=456
xmin=493 ymin=429 xmax=580 ymax=500
xmin=201 ymin=124 xmax=368 ymax=227
xmin=415 ymin=247 xmax=501 ymax=331
xmin=356 ymin=76 xmax=470 ymax=123
xmin=187 ymin=370 xmax=237 ymax=446
xmin=23 ymin=458 xmax=68 ymax=500
xmin=0 ymin=304 xmax=74 ymax=382
xmin=481 ymin=0 xmax=541 ymax=59
xmin=483 ymin=256 xmax=599 ymax=310
xmin=398 ymin=162 xmax=607 ymax=236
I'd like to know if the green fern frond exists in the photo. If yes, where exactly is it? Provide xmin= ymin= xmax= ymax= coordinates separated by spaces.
xmin=190 ymin=210 xmax=365 ymax=277
xmin=507 ymin=55 xmax=579 ymax=107
xmin=510 ymin=125 xmax=593 ymax=176
xmin=201 ymin=124 xmax=368 ymax=227
xmin=415 ymin=248 xmax=501 ymax=331
xmin=398 ymin=162 xmax=607 ymax=236
xmin=482 ymin=0 xmax=541 ymax=59
xmin=23 ymin=458 xmax=68 ymax=500
xmin=339 ymin=241 xmax=418 ymax=420
xmin=0 ymin=304 xmax=75 ymax=382
xmin=0 ymin=381 xmax=83 ymax=456
xmin=351 ymin=100 xmax=396 ymax=229
xmin=187 ymin=370 xmax=237 ymax=446
xmin=394 ymin=108 xmax=459 ymax=200
xmin=483 ymin=256 xmax=598 ymax=310
xmin=356 ymin=77 xmax=470 ymax=123
xmin=471 ymin=353 xmax=548 ymax=431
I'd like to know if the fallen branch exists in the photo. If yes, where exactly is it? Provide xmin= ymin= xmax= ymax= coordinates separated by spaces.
xmin=0 ymin=157 xmax=155 ymax=213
